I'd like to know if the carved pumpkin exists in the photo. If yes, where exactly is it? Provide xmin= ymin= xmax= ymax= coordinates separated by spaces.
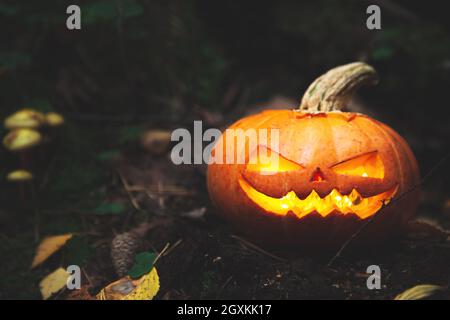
xmin=207 ymin=62 xmax=420 ymax=249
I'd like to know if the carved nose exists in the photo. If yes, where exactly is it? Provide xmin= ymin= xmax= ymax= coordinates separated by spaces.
xmin=311 ymin=168 xmax=325 ymax=182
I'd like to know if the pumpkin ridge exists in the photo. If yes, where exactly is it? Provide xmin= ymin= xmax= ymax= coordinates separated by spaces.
xmin=326 ymin=115 xmax=342 ymax=171
xmin=360 ymin=117 xmax=404 ymax=190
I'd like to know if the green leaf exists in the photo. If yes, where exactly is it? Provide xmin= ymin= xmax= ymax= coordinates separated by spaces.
xmin=371 ymin=46 xmax=394 ymax=61
xmin=24 ymin=99 xmax=53 ymax=112
xmin=0 ymin=4 xmax=20 ymax=16
xmin=122 ymin=0 xmax=144 ymax=18
xmin=83 ymin=0 xmax=143 ymax=25
xmin=97 ymin=149 xmax=120 ymax=161
xmin=94 ymin=202 xmax=126 ymax=215
xmin=379 ymin=28 xmax=402 ymax=41
xmin=128 ymin=252 xmax=157 ymax=279
xmin=0 ymin=51 xmax=31 ymax=69
xmin=119 ymin=125 xmax=144 ymax=143
xmin=65 ymin=236 xmax=91 ymax=266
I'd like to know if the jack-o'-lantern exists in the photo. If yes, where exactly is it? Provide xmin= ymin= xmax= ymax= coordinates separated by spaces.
xmin=207 ymin=62 xmax=420 ymax=249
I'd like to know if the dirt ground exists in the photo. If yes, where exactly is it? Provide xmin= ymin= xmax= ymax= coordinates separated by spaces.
xmin=52 ymin=152 xmax=450 ymax=299
xmin=0 ymin=121 xmax=449 ymax=300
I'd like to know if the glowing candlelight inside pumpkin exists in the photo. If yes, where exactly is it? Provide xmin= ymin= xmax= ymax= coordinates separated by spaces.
xmin=239 ymin=178 xmax=398 ymax=220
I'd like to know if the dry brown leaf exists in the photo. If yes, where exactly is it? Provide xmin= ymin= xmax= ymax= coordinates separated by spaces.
xmin=181 ymin=207 xmax=206 ymax=220
xmin=140 ymin=129 xmax=171 ymax=155
xmin=31 ymin=234 xmax=73 ymax=268
xmin=40 ymin=268 xmax=70 ymax=300
xmin=406 ymin=218 xmax=449 ymax=240
xmin=394 ymin=284 xmax=445 ymax=300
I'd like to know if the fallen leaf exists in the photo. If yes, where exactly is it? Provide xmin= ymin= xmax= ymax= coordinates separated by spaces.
xmin=394 ymin=284 xmax=445 ymax=300
xmin=406 ymin=218 xmax=450 ymax=240
xmin=97 ymin=268 xmax=159 ymax=300
xmin=31 ymin=234 xmax=73 ymax=268
xmin=181 ymin=207 xmax=206 ymax=220
xmin=40 ymin=267 xmax=70 ymax=300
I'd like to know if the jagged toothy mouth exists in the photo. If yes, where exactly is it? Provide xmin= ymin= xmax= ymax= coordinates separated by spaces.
xmin=239 ymin=178 xmax=398 ymax=219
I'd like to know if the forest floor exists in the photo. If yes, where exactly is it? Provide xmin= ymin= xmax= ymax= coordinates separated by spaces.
xmin=0 ymin=119 xmax=449 ymax=300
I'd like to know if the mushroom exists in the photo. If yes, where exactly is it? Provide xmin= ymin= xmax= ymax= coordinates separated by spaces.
xmin=42 ymin=112 xmax=65 ymax=156
xmin=7 ymin=169 xmax=33 ymax=182
xmin=140 ymin=129 xmax=172 ymax=155
xmin=6 ymin=169 xmax=34 ymax=204
xmin=4 ymin=109 xmax=45 ymax=130
xmin=3 ymin=128 xmax=42 ymax=152
xmin=3 ymin=128 xmax=42 ymax=169
xmin=45 ymin=112 xmax=65 ymax=127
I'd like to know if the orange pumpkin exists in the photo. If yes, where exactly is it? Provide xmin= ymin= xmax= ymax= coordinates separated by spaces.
xmin=207 ymin=62 xmax=420 ymax=249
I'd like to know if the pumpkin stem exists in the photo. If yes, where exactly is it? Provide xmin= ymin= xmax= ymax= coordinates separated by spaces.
xmin=299 ymin=62 xmax=379 ymax=112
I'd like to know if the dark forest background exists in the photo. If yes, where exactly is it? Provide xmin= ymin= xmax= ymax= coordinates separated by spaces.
xmin=1 ymin=0 xmax=448 ymax=198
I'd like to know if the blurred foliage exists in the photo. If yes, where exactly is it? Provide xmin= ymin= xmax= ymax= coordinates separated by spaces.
xmin=118 ymin=125 xmax=144 ymax=143
xmin=94 ymin=201 xmax=127 ymax=215
xmin=97 ymin=149 xmax=121 ymax=161
xmin=83 ymin=0 xmax=144 ymax=25
xmin=45 ymin=124 xmax=107 ymax=200
xmin=0 ymin=51 xmax=31 ymax=69
xmin=64 ymin=235 xmax=92 ymax=266
xmin=0 ymin=0 xmax=448 ymax=122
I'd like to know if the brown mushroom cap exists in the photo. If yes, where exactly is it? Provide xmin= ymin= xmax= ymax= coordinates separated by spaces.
xmin=3 ymin=128 xmax=42 ymax=151
xmin=4 ymin=109 xmax=45 ymax=130
xmin=7 ymin=169 xmax=34 ymax=182
xmin=140 ymin=129 xmax=172 ymax=155
xmin=45 ymin=112 xmax=65 ymax=127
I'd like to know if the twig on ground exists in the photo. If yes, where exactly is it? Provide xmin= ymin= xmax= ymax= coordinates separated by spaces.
xmin=163 ymin=239 xmax=183 ymax=257
xmin=154 ymin=242 xmax=171 ymax=265
xmin=217 ymin=276 xmax=233 ymax=299
xmin=82 ymin=267 xmax=93 ymax=287
xmin=117 ymin=171 xmax=141 ymax=210
xmin=39 ymin=155 xmax=56 ymax=191
xmin=128 ymin=184 xmax=194 ymax=196
xmin=231 ymin=235 xmax=286 ymax=262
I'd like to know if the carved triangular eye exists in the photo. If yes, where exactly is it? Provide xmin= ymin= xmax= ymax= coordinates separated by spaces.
xmin=246 ymin=146 xmax=304 ymax=175
xmin=331 ymin=151 xmax=384 ymax=179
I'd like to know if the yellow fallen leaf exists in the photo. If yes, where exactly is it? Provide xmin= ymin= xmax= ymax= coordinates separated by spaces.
xmin=40 ymin=267 xmax=70 ymax=300
xmin=97 ymin=267 xmax=159 ymax=300
xmin=395 ymin=284 xmax=445 ymax=300
xmin=31 ymin=234 xmax=73 ymax=269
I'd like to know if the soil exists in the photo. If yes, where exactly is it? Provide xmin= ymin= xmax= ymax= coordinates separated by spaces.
xmin=0 ymin=127 xmax=449 ymax=300
xmin=74 ymin=152 xmax=450 ymax=300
